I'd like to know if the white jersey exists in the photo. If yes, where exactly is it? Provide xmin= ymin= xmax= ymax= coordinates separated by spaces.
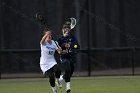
xmin=40 ymin=40 xmax=58 ymax=73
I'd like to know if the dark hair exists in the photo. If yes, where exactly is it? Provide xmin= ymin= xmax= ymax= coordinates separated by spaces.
xmin=63 ymin=25 xmax=71 ymax=29
xmin=63 ymin=21 xmax=71 ymax=29
xmin=43 ymin=27 xmax=51 ymax=35
xmin=44 ymin=27 xmax=50 ymax=31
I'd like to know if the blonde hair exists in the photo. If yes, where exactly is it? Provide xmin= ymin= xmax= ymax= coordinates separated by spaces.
xmin=40 ymin=31 xmax=52 ymax=45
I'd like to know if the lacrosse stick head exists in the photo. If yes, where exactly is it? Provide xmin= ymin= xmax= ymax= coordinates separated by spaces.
xmin=70 ymin=17 xmax=77 ymax=29
xmin=35 ymin=13 xmax=45 ymax=22
xmin=64 ymin=17 xmax=77 ymax=29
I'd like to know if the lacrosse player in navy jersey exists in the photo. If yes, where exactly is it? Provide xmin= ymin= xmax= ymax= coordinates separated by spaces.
xmin=57 ymin=21 xmax=80 ymax=93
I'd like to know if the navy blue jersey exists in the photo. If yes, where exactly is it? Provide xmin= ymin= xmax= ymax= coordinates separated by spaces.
xmin=57 ymin=34 xmax=80 ymax=59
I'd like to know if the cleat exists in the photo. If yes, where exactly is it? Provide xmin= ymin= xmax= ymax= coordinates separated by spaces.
xmin=66 ymin=89 xmax=71 ymax=93
xmin=55 ymin=79 xmax=62 ymax=88
xmin=58 ymin=75 xmax=63 ymax=87
xmin=53 ymin=90 xmax=58 ymax=93
xmin=59 ymin=75 xmax=63 ymax=82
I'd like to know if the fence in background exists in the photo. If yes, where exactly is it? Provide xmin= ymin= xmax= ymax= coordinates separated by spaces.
xmin=0 ymin=47 xmax=140 ymax=79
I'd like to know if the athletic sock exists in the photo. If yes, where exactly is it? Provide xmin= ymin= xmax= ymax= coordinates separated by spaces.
xmin=66 ymin=82 xmax=71 ymax=91
xmin=52 ymin=87 xmax=57 ymax=91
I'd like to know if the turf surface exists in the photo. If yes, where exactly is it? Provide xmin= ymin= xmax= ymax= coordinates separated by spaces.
xmin=0 ymin=76 xmax=140 ymax=93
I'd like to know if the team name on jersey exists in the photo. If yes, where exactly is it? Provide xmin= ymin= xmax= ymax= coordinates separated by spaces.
xmin=46 ymin=46 xmax=55 ymax=50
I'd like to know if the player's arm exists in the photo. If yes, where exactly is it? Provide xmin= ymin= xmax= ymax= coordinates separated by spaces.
xmin=40 ymin=33 xmax=48 ymax=45
xmin=55 ymin=40 xmax=66 ymax=54
xmin=57 ymin=37 xmax=68 ymax=54
xmin=69 ymin=36 xmax=80 ymax=49
xmin=57 ymin=37 xmax=67 ymax=49
xmin=56 ymin=47 xmax=62 ymax=54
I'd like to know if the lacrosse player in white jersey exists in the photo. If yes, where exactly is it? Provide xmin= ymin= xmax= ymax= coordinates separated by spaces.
xmin=40 ymin=30 xmax=62 ymax=93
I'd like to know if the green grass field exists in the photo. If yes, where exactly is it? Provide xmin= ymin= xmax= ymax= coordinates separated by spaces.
xmin=0 ymin=76 xmax=140 ymax=93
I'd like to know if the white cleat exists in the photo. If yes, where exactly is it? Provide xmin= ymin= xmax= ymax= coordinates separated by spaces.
xmin=52 ymin=87 xmax=58 ymax=93
xmin=59 ymin=75 xmax=63 ymax=82
xmin=55 ymin=79 xmax=62 ymax=88
xmin=53 ymin=90 xmax=58 ymax=93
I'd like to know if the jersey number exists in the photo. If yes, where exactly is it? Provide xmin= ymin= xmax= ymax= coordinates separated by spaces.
xmin=66 ymin=48 xmax=72 ymax=53
xmin=48 ymin=51 xmax=53 ymax=55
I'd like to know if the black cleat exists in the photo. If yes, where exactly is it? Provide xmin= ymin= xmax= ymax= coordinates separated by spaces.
xmin=66 ymin=89 xmax=71 ymax=93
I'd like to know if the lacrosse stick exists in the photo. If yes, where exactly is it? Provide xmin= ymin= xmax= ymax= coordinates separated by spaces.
xmin=70 ymin=17 xmax=77 ymax=29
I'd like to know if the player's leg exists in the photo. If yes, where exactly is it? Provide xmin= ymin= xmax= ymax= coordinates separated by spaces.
xmin=53 ymin=65 xmax=62 ymax=88
xmin=59 ymin=58 xmax=71 ymax=93
xmin=70 ymin=60 xmax=76 ymax=77
xmin=45 ymin=67 xmax=58 ymax=93
xmin=63 ymin=59 xmax=71 ymax=93
xmin=59 ymin=59 xmax=70 ymax=80
xmin=65 ymin=69 xmax=71 ymax=93
xmin=66 ymin=58 xmax=76 ymax=93
xmin=69 ymin=57 xmax=77 ymax=77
